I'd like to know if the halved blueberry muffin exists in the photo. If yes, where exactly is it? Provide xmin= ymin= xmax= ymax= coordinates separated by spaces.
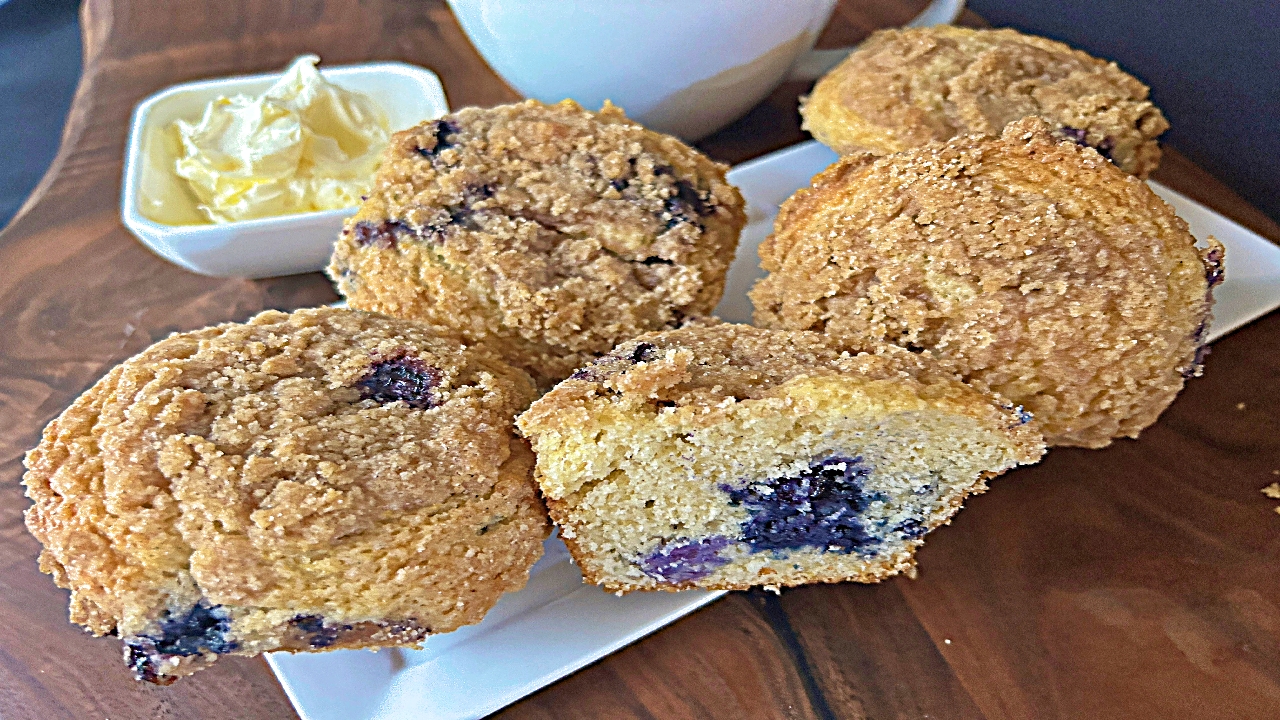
xmin=22 ymin=307 xmax=548 ymax=683
xmin=328 ymin=99 xmax=747 ymax=388
xmin=516 ymin=322 xmax=1044 ymax=592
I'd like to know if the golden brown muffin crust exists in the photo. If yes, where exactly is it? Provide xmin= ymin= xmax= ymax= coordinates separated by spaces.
xmin=329 ymin=100 xmax=746 ymax=387
xmin=751 ymin=118 xmax=1221 ymax=448
xmin=801 ymin=26 xmax=1169 ymax=177
xmin=23 ymin=307 xmax=548 ymax=681
xmin=525 ymin=320 xmax=1030 ymax=429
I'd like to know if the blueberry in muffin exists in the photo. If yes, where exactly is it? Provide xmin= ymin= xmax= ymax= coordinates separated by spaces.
xmin=751 ymin=118 xmax=1223 ymax=448
xmin=516 ymin=322 xmax=1043 ymax=592
xmin=328 ymin=99 xmax=748 ymax=388
xmin=22 ymin=307 xmax=548 ymax=683
xmin=801 ymin=26 xmax=1170 ymax=177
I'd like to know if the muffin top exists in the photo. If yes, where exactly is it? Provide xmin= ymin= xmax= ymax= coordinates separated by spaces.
xmin=329 ymin=99 xmax=747 ymax=386
xmin=751 ymin=118 xmax=1221 ymax=447
xmin=800 ymin=26 xmax=1168 ymax=177
xmin=23 ymin=307 xmax=539 ymax=639
xmin=519 ymin=320 xmax=1039 ymax=437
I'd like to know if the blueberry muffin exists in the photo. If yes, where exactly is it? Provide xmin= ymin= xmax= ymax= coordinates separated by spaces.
xmin=801 ymin=26 xmax=1169 ymax=177
xmin=22 ymin=307 xmax=548 ymax=684
xmin=516 ymin=322 xmax=1044 ymax=592
xmin=328 ymin=99 xmax=747 ymax=388
xmin=751 ymin=118 xmax=1224 ymax=449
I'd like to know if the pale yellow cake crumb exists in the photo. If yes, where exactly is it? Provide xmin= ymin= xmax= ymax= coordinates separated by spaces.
xmin=518 ymin=322 xmax=1044 ymax=593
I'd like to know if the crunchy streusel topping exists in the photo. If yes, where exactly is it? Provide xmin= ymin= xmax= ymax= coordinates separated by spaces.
xmin=329 ymin=99 xmax=747 ymax=387
xmin=801 ymin=26 xmax=1169 ymax=177
xmin=751 ymin=118 xmax=1221 ymax=448
xmin=23 ymin=307 xmax=547 ymax=682
xmin=533 ymin=319 xmax=1025 ymax=426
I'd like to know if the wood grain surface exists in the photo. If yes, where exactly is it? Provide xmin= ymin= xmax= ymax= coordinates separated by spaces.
xmin=1 ymin=1 xmax=1277 ymax=718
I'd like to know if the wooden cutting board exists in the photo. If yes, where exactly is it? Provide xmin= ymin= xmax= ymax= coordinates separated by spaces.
xmin=1 ymin=1 xmax=1277 ymax=718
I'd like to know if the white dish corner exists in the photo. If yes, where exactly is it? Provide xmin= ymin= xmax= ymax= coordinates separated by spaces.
xmin=120 ymin=61 xmax=449 ymax=279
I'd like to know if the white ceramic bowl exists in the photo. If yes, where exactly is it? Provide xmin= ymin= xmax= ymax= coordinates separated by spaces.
xmin=121 ymin=62 xmax=449 ymax=278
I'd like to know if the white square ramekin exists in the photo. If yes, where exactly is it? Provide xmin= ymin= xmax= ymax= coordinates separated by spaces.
xmin=121 ymin=62 xmax=449 ymax=278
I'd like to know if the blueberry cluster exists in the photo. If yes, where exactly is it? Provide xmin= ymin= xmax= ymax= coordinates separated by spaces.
xmin=628 ymin=342 xmax=658 ymax=363
xmin=437 ymin=184 xmax=495 ymax=235
xmin=349 ymin=220 xmax=411 ymax=249
xmin=567 ymin=341 xmax=660 ymax=382
xmin=124 ymin=601 xmax=236 ymax=683
xmin=723 ymin=456 xmax=875 ymax=553
xmin=291 ymin=614 xmax=346 ymax=649
xmin=357 ymin=353 xmax=442 ymax=410
xmin=1204 ymin=244 xmax=1225 ymax=288
xmin=639 ymin=536 xmax=733 ymax=583
xmin=1060 ymin=125 xmax=1115 ymax=161
xmin=662 ymin=178 xmax=714 ymax=230
xmin=605 ymin=159 xmax=715 ymax=230
xmin=416 ymin=119 xmax=461 ymax=159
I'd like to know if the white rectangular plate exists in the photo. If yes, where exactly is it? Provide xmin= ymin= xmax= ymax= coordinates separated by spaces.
xmin=268 ymin=140 xmax=1280 ymax=720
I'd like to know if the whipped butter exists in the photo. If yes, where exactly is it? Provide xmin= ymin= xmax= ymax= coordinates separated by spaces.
xmin=172 ymin=55 xmax=390 ymax=223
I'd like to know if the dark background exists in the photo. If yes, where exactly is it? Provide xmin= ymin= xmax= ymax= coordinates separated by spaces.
xmin=968 ymin=0 xmax=1279 ymax=224
xmin=0 ymin=0 xmax=1276 ymax=228
xmin=0 ymin=0 xmax=80 ymax=227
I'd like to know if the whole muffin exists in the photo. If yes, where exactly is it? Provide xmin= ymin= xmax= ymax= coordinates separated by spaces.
xmin=22 ymin=307 xmax=548 ymax=683
xmin=801 ymin=26 xmax=1169 ymax=177
xmin=518 ymin=322 xmax=1043 ymax=592
xmin=751 ymin=118 xmax=1223 ymax=448
xmin=328 ymin=99 xmax=747 ymax=387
